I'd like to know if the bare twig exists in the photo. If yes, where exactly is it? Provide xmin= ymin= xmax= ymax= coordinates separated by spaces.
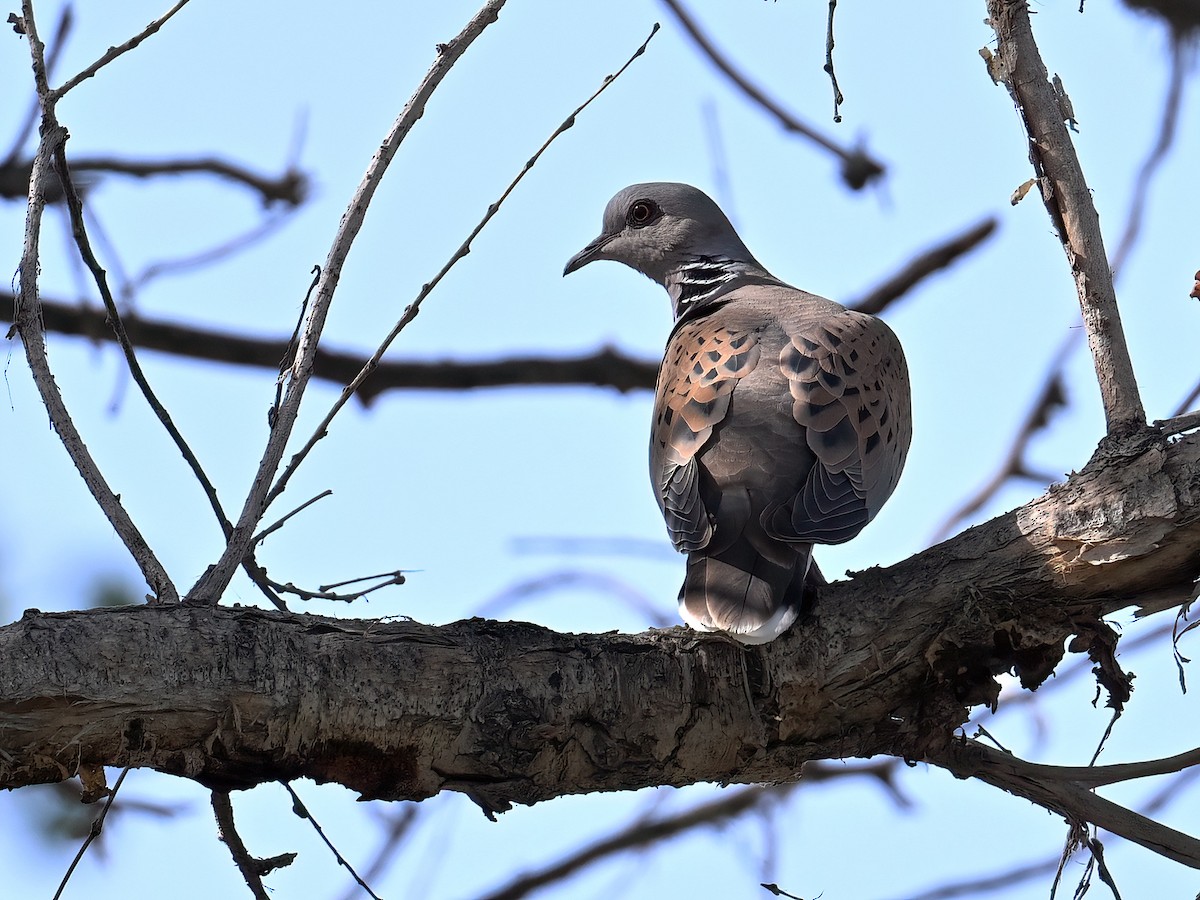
xmin=130 ymin=208 xmax=296 ymax=292
xmin=70 ymin=156 xmax=307 ymax=206
xmin=701 ymin=98 xmax=736 ymax=223
xmin=1174 ymin=377 xmax=1200 ymax=416
xmin=988 ymin=746 xmax=1200 ymax=789
xmin=848 ymin=217 xmax=998 ymax=315
xmin=12 ymin=1 xmax=178 ymax=603
xmin=482 ymin=761 xmax=901 ymax=900
xmin=1108 ymin=35 xmax=1188 ymax=278
xmin=2 ymin=5 xmax=70 ymax=168
xmin=50 ymin=141 xmax=234 ymax=543
xmin=932 ymin=330 xmax=1074 ymax=543
xmin=52 ymin=767 xmax=130 ymax=900
xmin=184 ymin=0 xmax=511 ymax=605
xmin=251 ymin=490 xmax=333 ymax=546
xmin=824 ymin=0 xmax=844 ymax=122
xmin=897 ymin=856 xmax=1062 ymax=900
xmin=211 ymin=790 xmax=291 ymax=900
xmin=51 ymin=1 xmax=192 ymax=100
xmin=905 ymin=765 xmax=1200 ymax=899
xmin=986 ymin=0 xmax=1145 ymax=432
xmin=283 ymin=782 xmax=381 ymax=900
xmin=929 ymin=739 xmax=1200 ymax=868
xmin=482 ymin=786 xmax=774 ymax=900
xmin=263 ymin=570 xmax=407 ymax=604
xmin=1 ymin=207 xmax=994 ymax=400
xmin=511 ymin=535 xmax=674 ymax=558
xmin=1156 ymin=408 xmax=1200 ymax=438
xmin=260 ymin=21 xmax=660 ymax=514
xmin=661 ymin=0 xmax=883 ymax=189
xmin=477 ymin=569 xmax=674 ymax=627
xmin=335 ymin=804 xmax=422 ymax=900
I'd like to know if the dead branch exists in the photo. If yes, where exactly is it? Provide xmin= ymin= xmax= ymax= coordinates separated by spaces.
xmin=0 ymin=206 xmax=994 ymax=401
xmin=930 ymin=739 xmax=1200 ymax=867
xmin=483 ymin=786 xmax=773 ymax=900
xmin=11 ymin=1 xmax=177 ymax=603
xmin=184 ymin=0 xmax=510 ymax=606
xmin=660 ymin=0 xmax=883 ymax=189
xmin=848 ymin=217 xmax=998 ymax=315
xmin=3 ymin=429 xmax=1199 ymax=862
xmin=52 ymin=767 xmax=129 ymax=900
xmin=986 ymin=0 xmax=1145 ymax=432
xmin=823 ymin=0 xmax=844 ymax=122
xmin=898 ymin=855 xmax=1061 ymax=900
xmin=50 ymin=1 xmax=192 ymax=100
xmin=283 ymin=783 xmax=380 ymax=900
xmin=50 ymin=140 xmax=233 ymax=541
xmin=258 ymin=22 xmax=659 ymax=523
xmin=211 ymin=791 xmax=276 ymax=900
xmin=484 ymin=760 xmax=899 ymax=900
xmin=70 ymin=156 xmax=307 ymax=207
xmin=1 ymin=5 xmax=69 ymax=168
xmin=334 ymin=805 xmax=422 ymax=900
xmin=0 ymin=290 xmax=659 ymax=395
xmin=1108 ymin=33 xmax=1188 ymax=277
xmin=932 ymin=331 xmax=1074 ymax=543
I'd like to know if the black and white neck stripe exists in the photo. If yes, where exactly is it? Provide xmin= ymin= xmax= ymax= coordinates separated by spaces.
xmin=668 ymin=256 xmax=746 ymax=318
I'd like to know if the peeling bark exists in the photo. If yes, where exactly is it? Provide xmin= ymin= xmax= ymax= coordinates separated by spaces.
xmin=1 ymin=430 xmax=1198 ymax=815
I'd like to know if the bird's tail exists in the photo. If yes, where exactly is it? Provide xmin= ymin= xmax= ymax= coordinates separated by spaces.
xmin=678 ymin=542 xmax=812 ymax=644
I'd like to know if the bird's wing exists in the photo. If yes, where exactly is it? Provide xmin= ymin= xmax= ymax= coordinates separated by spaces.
xmin=651 ymin=318 xmax=762 ymax=552
xmin=771 ymin=308 xmax=911 ymax=544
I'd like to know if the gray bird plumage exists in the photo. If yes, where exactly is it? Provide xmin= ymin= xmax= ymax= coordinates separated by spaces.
xmin=565 ymin=182 xmax=911 ymax=644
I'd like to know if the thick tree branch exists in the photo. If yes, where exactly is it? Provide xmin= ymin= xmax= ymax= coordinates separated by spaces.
xmin=986 ymin=0 xmax=1145 ymax=432
xmin=3 ymin=432 xmax=1198 ymax=860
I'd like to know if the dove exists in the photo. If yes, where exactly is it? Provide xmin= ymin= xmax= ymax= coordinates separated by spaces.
xmin=565 ymin=183 xmax=910 ymax=643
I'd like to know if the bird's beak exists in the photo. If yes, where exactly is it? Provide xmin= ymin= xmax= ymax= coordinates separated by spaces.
xmin=563 ymin=233 xmax=614 ymax=276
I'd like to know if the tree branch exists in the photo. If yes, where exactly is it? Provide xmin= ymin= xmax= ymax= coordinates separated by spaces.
xmin=3 ymin=432 xmax=1198 ymax=856
xmin=10 ymin=1 xmax=177 ymax=603
xmin=930 ymin=740 xmax=1200 ymax=867
xmin=847 ymin=217 xmax=997 ymax=315
xmin=0 ymin=291 xmax=659 ymax=396
xmin=660 ymin=0 xmax=883 ymax=190
xmin=986 ymin=0 xmax=1145 ymax=432
xmin=50 ymin=0 xmax=192 ymax=101
xmin=484 ymin=785 xmax=773 ymax=900
xmin=0 ymin=211 xmax=990 ymax=399
xmin=183 ymin=0 xmax=509 ymax=605
xmin=211 ymin=790 xmax=275 ymax=900
xmin=260 ymin=21 xmax=659 ymax=515
xmin=52 ymin=767 xmax=130 ymax=900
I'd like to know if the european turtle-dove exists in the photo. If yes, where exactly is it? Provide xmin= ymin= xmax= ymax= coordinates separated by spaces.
xmin=565 ymin=183 xmax=911 ymax=644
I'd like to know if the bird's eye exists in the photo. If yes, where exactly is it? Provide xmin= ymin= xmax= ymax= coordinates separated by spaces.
xmin=626 ymin=199 xmax=659 ymax=227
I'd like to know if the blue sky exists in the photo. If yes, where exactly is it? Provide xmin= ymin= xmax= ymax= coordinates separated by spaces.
xmin=2 ymin=2 xmax=1198 ymax=898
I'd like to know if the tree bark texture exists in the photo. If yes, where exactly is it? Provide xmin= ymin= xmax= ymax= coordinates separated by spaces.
xmin=1 ymin=430 xmax=1197 ymax=814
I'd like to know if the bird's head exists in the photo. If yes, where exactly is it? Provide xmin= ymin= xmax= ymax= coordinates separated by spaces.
xmin=563 ymin=182 xmax=757 ymax=286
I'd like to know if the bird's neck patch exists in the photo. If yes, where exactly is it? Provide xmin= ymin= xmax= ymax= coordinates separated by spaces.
xmin=667 ymin=256 xmax=749 ymax=317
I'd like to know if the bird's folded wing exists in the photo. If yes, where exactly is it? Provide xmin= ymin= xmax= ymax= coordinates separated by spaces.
xmin=651 ymin=321 xmax=762 ymax=552
xmin=772 ymin=310 xmax=911 ymax=543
